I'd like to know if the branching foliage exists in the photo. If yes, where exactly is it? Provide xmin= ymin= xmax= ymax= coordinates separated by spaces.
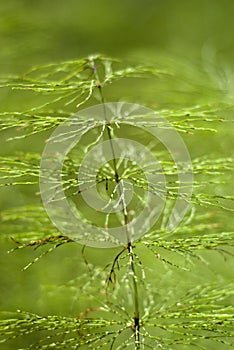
xmin=0 ymin=55 xmax=233 ymax=349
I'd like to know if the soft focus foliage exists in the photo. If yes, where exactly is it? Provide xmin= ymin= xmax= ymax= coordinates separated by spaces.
xmin=0 ymin=1 xmax=234 ymax=349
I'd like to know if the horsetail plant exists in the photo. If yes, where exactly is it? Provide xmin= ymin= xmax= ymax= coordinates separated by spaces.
xmin=0 ymin=54 xmax=233 ymax=349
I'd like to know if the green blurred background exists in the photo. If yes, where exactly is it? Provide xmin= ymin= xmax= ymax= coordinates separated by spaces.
xmin=1 ymin=0 xmax=234 ymax=72
xmin=0 ymin=0 xmax=233 ymax=349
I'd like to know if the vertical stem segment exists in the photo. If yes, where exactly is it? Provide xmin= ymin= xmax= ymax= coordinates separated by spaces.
xmin=90 ymin=56 xmax=140 ymax=348
xmin=128 ymin=242 xmax=140 ymax=349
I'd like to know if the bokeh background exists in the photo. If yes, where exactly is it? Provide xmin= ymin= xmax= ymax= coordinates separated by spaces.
xmin=0 ymin=1 xmax=233 ymax=349
xmin=1 ymin=0 xmax=234 ymax=72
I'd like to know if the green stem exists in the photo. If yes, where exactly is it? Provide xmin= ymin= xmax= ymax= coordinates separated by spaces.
xmin=89 ymin=56 xmax=119 ymax=182
xmin=128 ymin=242 xmax=140 ymax=349
xmin=90 ymin=56 xmax=140 ymax=348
